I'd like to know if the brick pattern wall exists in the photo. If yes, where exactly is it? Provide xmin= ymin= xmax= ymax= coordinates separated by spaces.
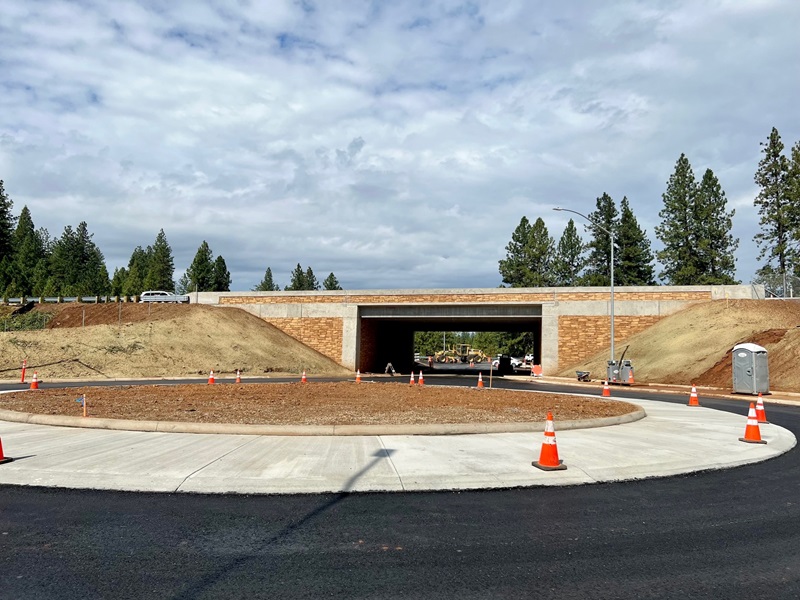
xmin=220 ymin=290 xmax=711 ymax=305
xmin=558 ymin=315 xmax=662 ymax=368
xmin=263 ymin=317 xmax=343 ymax=361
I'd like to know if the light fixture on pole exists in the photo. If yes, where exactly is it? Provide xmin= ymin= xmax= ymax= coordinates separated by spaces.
xmin=553 ymin=207 xmax=615 ymax=366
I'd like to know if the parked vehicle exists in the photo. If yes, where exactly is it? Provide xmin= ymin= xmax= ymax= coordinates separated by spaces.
xmin=138 ymin=291 xmax=190 ymax=304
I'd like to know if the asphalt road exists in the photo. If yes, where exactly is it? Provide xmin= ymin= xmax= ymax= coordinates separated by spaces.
xmin=1 ymin=377 xmax=799 ymax=599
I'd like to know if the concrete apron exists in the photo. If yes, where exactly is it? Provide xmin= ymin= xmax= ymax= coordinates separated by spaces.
xmin=0 ymin=398 xmax=795 ymax=495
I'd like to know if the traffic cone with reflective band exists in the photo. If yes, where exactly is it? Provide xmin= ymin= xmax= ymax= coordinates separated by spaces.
xmin=301 ymin=371 xmax=307 ymax=383
xmin=208 ymin=370 xmax=215 ymax=384
xmin=627 ymin=368 xmax=634 ymax=385
xmin=0 ymin=437 xmax=12 ymax=465
xmin=532 ymin=412 xmax=567 ymax=471
xmin=739 ymin=402 xmax=767 ymax=444
xmin=688 ymin=385 xmax=700 ymax=406
xmin=477 ymin=372 xmax=484 ymax=388
xmin=755 ymin=394 xmax=769 ymax=424
xmin=235 ymin=370 xmax=241 ymax=383
xmin=418 ymin=371 xmax=424 ymax=385
xmin=409 ymin=372 xmax=416 ymax=386
xmin=355 ymin=370 xmax=362 ymax=383
xmin=602 ymin=380 xmax=610 ymax=397
xmin=30 ymin=372 xmax=39 ymax=390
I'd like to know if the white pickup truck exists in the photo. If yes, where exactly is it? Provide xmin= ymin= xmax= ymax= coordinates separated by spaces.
xmin=138 ymin=290 xmax=190 ymax=304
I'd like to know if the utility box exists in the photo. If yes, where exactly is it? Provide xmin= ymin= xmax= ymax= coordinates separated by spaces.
xmin=607 ymin=360 xmax=619 ymax=383
xmin=732 ymin=343 xmax=769 ymax=395
xmin=607 ymin=359 xmax=634 ymax=385
xmin=618 ymin=360 xmax=634 ymax=385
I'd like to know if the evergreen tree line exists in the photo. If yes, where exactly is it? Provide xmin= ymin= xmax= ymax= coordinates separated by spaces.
xmin=499 ymin=129 xmax=800 ymax=291
xmin=1 ymin=127 xmax=797 ymax=299
xmin=253 ymin=265 xmax=342 ymax=291
xmin=0 ymin=185 xmax=342 ymax=297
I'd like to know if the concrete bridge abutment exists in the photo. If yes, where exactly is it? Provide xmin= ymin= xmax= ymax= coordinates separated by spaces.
xmin=196 ymin=285 xmax=763 ymax=374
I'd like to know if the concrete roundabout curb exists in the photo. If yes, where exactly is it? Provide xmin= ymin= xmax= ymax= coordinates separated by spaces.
xmin=0 ymin=406 xmax=647 ymax=436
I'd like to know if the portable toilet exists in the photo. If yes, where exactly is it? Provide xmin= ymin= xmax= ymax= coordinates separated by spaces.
xmin=732 ymin=343 xmax=769 ymax=395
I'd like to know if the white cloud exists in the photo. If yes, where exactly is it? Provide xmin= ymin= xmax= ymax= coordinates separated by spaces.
xmin=1 ymin=0 xmax=799 ymax=290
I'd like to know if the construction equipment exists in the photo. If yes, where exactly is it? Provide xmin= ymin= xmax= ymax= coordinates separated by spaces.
xmin=434 ymin=344 xmax=490 ymax=364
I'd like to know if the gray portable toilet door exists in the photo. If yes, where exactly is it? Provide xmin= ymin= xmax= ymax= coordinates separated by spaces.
xmin=753 ymin=349 xmax=769 ymax=394
xmin=732 ymin=348 xmax=754 ymax=394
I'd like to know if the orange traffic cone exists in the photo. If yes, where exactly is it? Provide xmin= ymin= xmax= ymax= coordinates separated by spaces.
xmin=355 ymin=369 xmax=362 ymax=383
xmin=418 ymin=371 xmax=424 ymax=385
xmin=739 ymin=402 xmax=767 ymax=444
xmin=235 ymin=369 xmax=241 ymax=384
xmin=627 ymin=369 xmax=634 ymax=385
xmin=477 ymin=372 xmax=484 ymax=388
xmin=301 ymin=371 xmax=307 ymax=383
xmin=208 ymin=370 xmax=215 ymax=384
xmin=602 ymin=380 xmax=610 ymax=397
xmin=688 ymin=384 xmax=700 ymax=406
xmin=0 ymin=437 xmax=12 ymax=464
xmin=755 ymin=394 xmax=769 ymax=424
xmin=30 ymin=372 xmax=39 ymax=390
xmin=409 ymin=372 xmax=416 ymax=385
xmin=532 ymin=412 xmax=567 ymax=471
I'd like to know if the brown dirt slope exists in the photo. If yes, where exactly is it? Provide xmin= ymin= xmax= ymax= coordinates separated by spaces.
xmin=558 ymin=299 xmax=800 ymax=392
xmin=0 ymin=303 xmax=350 ymax=380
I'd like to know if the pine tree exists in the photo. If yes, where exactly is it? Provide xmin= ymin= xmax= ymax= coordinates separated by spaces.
xmin=655 ymin=154 xmax=701 ymax=284
xmin=788 ymin=140 xmax=800 ymax=279
xmin=322 ymin=273 xmax=342 ymax=290
xmin=753 ymin=128 xmax=794 ymax=287
xmin=694 ymin=169 xmax=738 ymax=284
xmin=582 ymin=193 xmax=618 ymax=286
xmin=110 ymin=267 xmax=128 ymax=297
xmin=143 ymin=229 xmax=175 ymax=291
xmin=285 ymin=263 xmax=307 ymax=291
xmin=0 ymin=180 xmax=17 ymax=291
xmin=6 ymin=206 xmax=46 ymax=296
xmin=123 ymin=246 xmax=149 ymax=296
xmin=46 ymin=222 xmax=109 ymax=296
xmin=212 ymin=256 xmax=231 ymax=291
xmin=184 ymin=241 xmax=216 ymax=292
xmin=498 ymin=216 xmax=555 ymax=287
xmin=551 ymin=219 xmax=585 ymax=285
xmin=615 ymin=197 xmax=656 ymax=285
xmin=304 ymin=266 xmax=319 ymax=291
xmin=254 ymin=267 xmax=280 ymax=291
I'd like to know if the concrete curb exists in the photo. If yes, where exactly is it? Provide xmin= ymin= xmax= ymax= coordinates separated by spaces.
xmin=0 ymin=407 xmax=646 ymax=436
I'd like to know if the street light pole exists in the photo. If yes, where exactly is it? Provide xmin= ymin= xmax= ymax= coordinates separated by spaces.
xmin=553 ymin=207 xmax=615 ymax=365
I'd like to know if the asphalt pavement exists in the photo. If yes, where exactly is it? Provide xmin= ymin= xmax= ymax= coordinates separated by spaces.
xmin=0 ymin=385 xmax=795 ymax=495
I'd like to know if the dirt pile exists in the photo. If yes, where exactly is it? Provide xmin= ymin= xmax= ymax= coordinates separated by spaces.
xmin=0 ymin=382 xmax=637 ymax=425
xmin=0 ymin=303 xmax=350 ymax=380
xmin=559 ymin=299 xmax=800 ymax=392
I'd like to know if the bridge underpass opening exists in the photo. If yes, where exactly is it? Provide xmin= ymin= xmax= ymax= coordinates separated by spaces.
xmin=356 ymin=305 xmax=543 ymax=374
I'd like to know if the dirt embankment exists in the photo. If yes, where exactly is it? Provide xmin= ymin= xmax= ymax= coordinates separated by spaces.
xmin=0 ymin=303 xmax=350 ymax=381
xmin=2 ymin=299 xmax=799 ymax=393
xmin=559 ymin=299 xmax=800 ymax=392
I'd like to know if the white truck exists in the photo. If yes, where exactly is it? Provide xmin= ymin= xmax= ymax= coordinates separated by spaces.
xmin=138 ymin=290 xmax=190 ymax=304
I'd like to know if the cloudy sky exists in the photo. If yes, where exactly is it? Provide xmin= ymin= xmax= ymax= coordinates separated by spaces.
xmin=1 ymin=1 xmax=798 ymax=291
